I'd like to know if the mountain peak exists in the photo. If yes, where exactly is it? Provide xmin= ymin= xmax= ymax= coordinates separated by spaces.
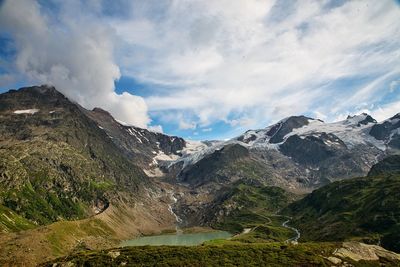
xmin=92 ymin=107 xmax=113 ymax=117
xmin=267 ymin=115 xmax=314 ymax=144
xmin=345 ymin=113 xmax=376 ymax=126
xmin=0 ymin=85 xmax=72 ymax=113
xmin=389 ymin=113 xmax=400 ymax=120
xmin=18 ymin=84 xmax=61 ymax=96
xmin=274 ymin=115 xmax=314 ymax=125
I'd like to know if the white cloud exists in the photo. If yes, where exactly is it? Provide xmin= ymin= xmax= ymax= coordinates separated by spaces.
xmin=0 ymin=0 xmax=150 ymax=128
xmin=179 ymin=120 xmax=197 ymax=130
xmin=1 ymin=0 xmax=400 ymax=134
xmin=370 ymin=101 xmax=400 ymax=122
xmin=312 ymin=111 xmax=327 ymax=121
xmin=110 ymin=0 xmax=400 ymax=128
xmin=0 ymin=73 xmax=16 ymax=87
xmin=202 ymin=128 xmax=212 ymax=132
xmin=148 ymin=124 xmax=163 ymax=133
xmin=390 ymin=80 xmax=400 ymax=93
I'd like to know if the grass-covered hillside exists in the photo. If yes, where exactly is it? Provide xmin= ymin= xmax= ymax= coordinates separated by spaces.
xmin=284 ymin=155 xmax=400 ymax=253
xmin=198 ymin=181 xmax=299 ymax=242
xmin=0 ymin=86 xmax=148 ymax=230
xmin=42 ymin=241 xmax=400 ymax=267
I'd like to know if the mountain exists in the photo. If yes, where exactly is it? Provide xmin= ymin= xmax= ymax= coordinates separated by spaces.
xmin=284 ymin=155 xmax=400 ymax=253
xmin=163 ymin=113 xmax=399 ymax=233
xmin=0 ymin=85 xmax=148 ymax=225
xmin=368 ymin=154 xmax=400 ymax=176
xmin=86 ymin=107 xmax=186 ymax=176
xmin=168 ymin=113 xmax=395 ymax=194
xmin=369 ymin=113 xmax=400 ymax=151
xmin=37 ymin=154 xmax=400 ymax=266
xmin=0 ymin=85 xmax=180 ymax=265
xmin=1 ymin=85 xmax=400 ymax=266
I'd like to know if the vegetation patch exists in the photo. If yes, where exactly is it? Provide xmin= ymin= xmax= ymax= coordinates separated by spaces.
xmin=42 ymin=242 xmax=338 ymax=267
xmin=284 ymin=172 xmax=400 ymax=253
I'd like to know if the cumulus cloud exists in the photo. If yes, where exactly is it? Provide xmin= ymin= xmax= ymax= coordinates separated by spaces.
xmin=0 ymin=0 xmax=150 ymax=128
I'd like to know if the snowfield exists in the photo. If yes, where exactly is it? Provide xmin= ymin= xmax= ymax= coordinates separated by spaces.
xmin=286 ymin=115 xmax=386 ymax=150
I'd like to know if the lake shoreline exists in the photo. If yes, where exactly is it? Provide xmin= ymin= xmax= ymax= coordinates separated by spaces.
xmin=120 ymin=229 xmax=232 ymax=247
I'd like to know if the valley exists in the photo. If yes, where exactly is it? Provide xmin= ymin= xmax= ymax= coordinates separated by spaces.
xmin=0 ymin=86 xmax=400 ymax=266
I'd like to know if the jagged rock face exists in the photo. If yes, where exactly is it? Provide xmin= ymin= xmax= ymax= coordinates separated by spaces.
xmin=370 ymin=114 xmax=400 ymax=140
xmin=267 ymin=115 xmax=312 ymax=144
xmin=0 ymin=85 xmax=149 ymax=226
xmin=179 ymin=144 xmax=250 ymax=187
xmin=0 ymin=85 xmax=68 ymax=112
xmin=347 ymin=113 xmax=377 ymax=125
xmin=175 ymin=113 xmax=396 ymax=192
xmin=87 ymin=107 xmax=185 ymax=170
xmin=369 ymin=113 xmax=400 ymax=150
xmin=279 ymin=133 xmax=347 ymax=166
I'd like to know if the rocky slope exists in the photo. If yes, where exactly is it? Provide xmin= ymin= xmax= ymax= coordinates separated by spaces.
xmin=168 ymin=113 xmax=398 ymax=194
xmin=369 ymin=113 xmax=400 ymax=151
xmin=164 ymin=113 xmax=399 ymax=233
xmin=0 ymin=85 xmax=178 ymax=265
xmin=0 ymin=86 xmax=157 ymax=225
xmin=86 ymin=107 xmax=186 ymax=176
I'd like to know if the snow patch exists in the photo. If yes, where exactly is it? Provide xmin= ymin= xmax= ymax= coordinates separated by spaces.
xmin=127 ymin=128 xmax=143 ymax=143
xmin=13 ymin=109 xmax=39 ymax=114
xmin=285 ymin=117 xmax=385 ymax=150
xmin=116 ymin=119 xmax=130 ymax=126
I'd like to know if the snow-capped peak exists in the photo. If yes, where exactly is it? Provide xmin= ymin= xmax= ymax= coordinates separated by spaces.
xmin=230 ymin=113 xmax=384 ymax=150
xmin=343 ymin=113 xmax=376 ymax=126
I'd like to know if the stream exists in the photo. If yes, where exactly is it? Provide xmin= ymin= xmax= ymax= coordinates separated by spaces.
xmin=282 ymin=219 xmax=301 ymax=243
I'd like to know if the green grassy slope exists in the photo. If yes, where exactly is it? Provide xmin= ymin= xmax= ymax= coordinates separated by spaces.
xmin=205 ymin=181 xmax=299 ymax=242
xmin=0 ymin=204 xmax=35 ymax=232
xmin=41 ymin=242 xmax=400 ymax=267
xmin=41 ymin=243 xmax=335 ymax=266
xmin=284 ymin=156 xmax=400 ymax=252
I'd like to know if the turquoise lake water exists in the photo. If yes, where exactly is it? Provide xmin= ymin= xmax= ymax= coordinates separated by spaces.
xmin=120 ymin=231 xmax=232 ymax=246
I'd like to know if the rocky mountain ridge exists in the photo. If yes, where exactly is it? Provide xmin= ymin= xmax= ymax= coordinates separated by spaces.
xmin=0 ymin=85 xmax=177 ymax=231
xmin=3 ymin=86 xmax=398 ymax=222
xmin=164 ymin=112 xmax=398 ymax=194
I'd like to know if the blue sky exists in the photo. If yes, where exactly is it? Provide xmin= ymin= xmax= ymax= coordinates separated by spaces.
xmin=0 ymin=0 xmax=399 ymax=140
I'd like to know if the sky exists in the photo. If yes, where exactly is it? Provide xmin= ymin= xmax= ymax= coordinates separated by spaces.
xmin=0 ymin=0 xmax=399 ymax=140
